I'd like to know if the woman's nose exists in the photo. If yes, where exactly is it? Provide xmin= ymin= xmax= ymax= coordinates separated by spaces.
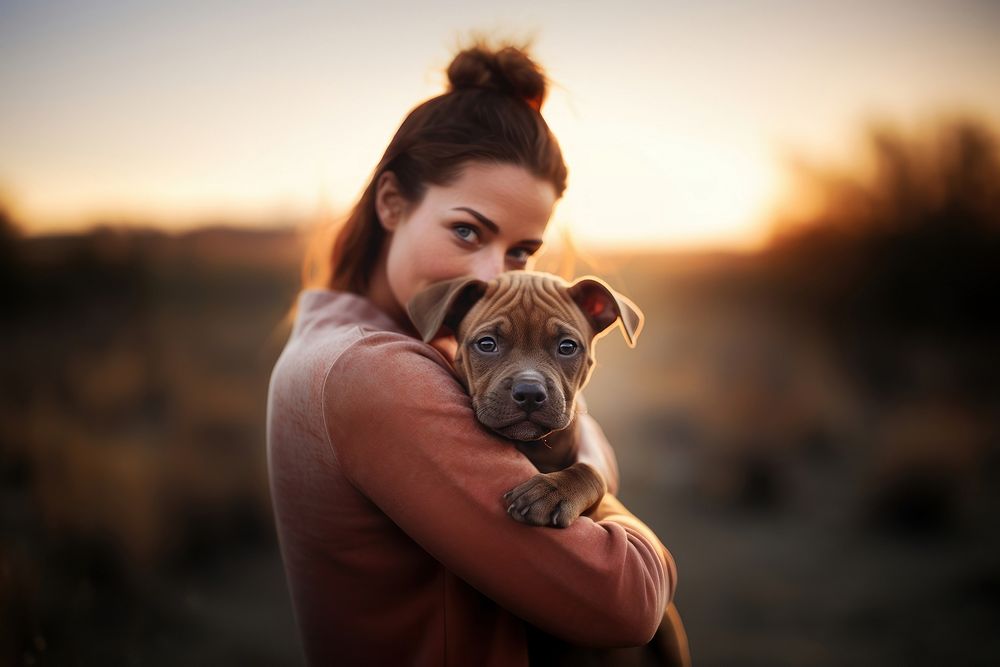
xmin=468 ymin=250 xmax=506 ymax=282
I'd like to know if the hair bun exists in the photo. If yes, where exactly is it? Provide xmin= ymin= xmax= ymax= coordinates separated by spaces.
xmin=447 ymin=43 xmax=548 ymax=111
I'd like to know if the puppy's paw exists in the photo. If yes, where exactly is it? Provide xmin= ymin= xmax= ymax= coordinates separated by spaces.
xmin=502 ymin=473 xmax=584 ymax=528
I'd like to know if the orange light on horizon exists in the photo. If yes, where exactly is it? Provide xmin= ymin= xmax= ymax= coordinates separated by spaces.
xmin=4 ymin=3 xmax=1000 ymax=252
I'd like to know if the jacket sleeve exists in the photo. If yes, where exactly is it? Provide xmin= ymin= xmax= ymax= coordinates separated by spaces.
xmin=324 ymin=333 xmax=675 ymax=647
xmin=574 ymin=394 xmax=622 ymax=496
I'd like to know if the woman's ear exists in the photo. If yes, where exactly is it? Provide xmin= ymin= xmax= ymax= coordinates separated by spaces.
xmin=374 ymin=171 xmax=407 ymax=231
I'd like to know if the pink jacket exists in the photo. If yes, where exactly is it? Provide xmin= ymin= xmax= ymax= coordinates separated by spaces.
xmin=266 ymin=289 xmax=675 ymax=666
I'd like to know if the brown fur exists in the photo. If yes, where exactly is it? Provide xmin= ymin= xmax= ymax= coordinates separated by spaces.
xmin=407 ymin=271 xmax=690 ymax=666
xmin=407 ymin=270 xmax=642 ymax=520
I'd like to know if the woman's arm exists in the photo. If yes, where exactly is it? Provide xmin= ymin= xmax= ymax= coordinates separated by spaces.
xmin=325 ymin=332 xmax=674 ymax=648
xmin=573 ymin=394 xmax=621 ymax=496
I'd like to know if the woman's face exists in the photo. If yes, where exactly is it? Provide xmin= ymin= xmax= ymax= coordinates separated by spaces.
xmin=377 ymin=161 xmax=558 ymax=316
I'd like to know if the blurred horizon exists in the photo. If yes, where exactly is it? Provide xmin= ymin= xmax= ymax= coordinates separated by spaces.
xmin=3 ymin=1 xmax=1000 ymax=250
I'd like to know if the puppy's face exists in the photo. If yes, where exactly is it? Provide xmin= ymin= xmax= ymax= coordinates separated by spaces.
xmin=407 ymin=271 xmax=644 ymax=442
xmin=453 ymin=275 xmax=595 ymax=440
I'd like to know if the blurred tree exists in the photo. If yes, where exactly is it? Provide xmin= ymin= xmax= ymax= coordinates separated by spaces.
xmin=761 ymin=116 xmax=1000 ymax=536
xmin=765 ymin=116 xmax=1000 ymax=404
xmin=0 ymin=204 xmax=21 ymax=299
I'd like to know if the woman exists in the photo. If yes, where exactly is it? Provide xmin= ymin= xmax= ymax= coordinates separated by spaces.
xmin=267 ymin=41 xmax=683 ymax=666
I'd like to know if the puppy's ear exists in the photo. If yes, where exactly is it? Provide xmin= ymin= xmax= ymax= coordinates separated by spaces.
xmin=568 ymin=276 xmax=644 ymax=348
xmin=407 ymin=277 xmax=488 ymax=342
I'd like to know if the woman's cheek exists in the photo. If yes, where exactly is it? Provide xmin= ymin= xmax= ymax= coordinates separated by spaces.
xmin=425 ymin=253 xmax=467 ymax=283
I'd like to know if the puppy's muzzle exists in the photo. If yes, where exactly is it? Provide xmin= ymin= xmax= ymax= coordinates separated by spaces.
xmin=511 ymin=381 xmax=547 ymax=413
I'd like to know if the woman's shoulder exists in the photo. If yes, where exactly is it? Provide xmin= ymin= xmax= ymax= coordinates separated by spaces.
xmin=272 ymin=289 xmax=452 ymax=392
xmin=298 ymin=288 xmax=456 ymax=362
xmin=270 ymin=302 xmax=460 ymax=440
xmin=292 ymin=289 xmax=401 ymax=339
xmin=325 ymin=329 xmax=459 ymax=395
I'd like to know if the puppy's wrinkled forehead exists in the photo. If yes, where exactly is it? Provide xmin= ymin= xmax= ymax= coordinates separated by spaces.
xmin=458 ymin=273 xmax=589 ymax=343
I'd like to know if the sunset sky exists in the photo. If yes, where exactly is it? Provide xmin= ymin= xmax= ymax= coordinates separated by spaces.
xmin=2 ymin=1 xmax=999 ymax=249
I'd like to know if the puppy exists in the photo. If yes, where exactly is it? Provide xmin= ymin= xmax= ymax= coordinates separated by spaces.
xmin=407 ymin=270 xmax=642 ymax=528
xmin=408 ymin=270 xmax=691 ymax=666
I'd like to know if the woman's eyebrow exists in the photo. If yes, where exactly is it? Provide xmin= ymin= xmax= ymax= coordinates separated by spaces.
xmin=451 ymin=207 xmax=499 ymax=234
xmin=451 ymin=206 xmax=544 ymax=246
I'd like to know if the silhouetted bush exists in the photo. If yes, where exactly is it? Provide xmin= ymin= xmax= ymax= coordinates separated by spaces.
xmin=762 ymin=117 xmax=1000 ymax=536
xmin=766 ymin=117 xmax=1000 ymax=403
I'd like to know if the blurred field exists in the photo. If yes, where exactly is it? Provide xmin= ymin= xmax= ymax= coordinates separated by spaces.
xmin=2 ymin=117 xmax=999 ymax=666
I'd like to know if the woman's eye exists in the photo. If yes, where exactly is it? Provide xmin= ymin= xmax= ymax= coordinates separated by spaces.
xmin=453 ymin=225 xmax=479 ymax=243
xmin=475 ymin=336 xmax=498 ymax=353
xmin=507 ymin=248 xmax=530 ymax=265
xmin=558 ymin=339 xmax=578 ymax=356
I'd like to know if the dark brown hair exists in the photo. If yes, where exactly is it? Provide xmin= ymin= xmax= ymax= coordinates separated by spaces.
xmin=303 ymin=39 xmax=569 ymax=294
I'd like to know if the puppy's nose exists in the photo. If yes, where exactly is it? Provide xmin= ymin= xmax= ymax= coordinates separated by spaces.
xmin=512 ymin=382 xmax=547 ymax=412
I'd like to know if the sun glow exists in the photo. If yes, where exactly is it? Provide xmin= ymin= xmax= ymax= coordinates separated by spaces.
xmin=2 ymin=2 xmax=999 ymax=250
xmin=549 ymin=116 xmax=780 ymax=251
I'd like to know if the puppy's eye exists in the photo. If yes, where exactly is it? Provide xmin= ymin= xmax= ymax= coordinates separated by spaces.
xmin=475 ymin=336 xmax=498 ymax=353
xmin=558 ymin=339 xmax=579 ymax=356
